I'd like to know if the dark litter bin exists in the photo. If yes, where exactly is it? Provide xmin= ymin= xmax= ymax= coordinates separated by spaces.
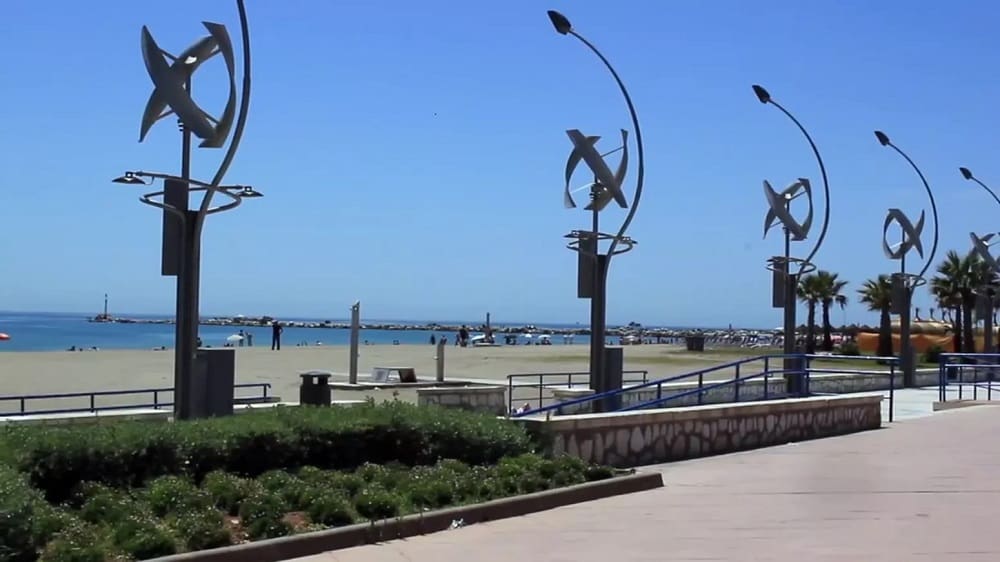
xmin=685 ymin=335 xmax=706 ymax=352
xmin=299 ymin=370 xmax=332 ymax=406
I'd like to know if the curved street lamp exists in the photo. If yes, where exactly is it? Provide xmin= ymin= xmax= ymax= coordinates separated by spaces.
xmin=959 ymin=166 xmax=1000 ymax=353
xmin=547 ymin=10 xmax=645 ymax=408
xmin=874 ymin=130 xmax=939 ymax=386
xmin=751 ymin=84 xmax=830 ymax=393
xmin=113 ymin=0 xmax=255 ymax=420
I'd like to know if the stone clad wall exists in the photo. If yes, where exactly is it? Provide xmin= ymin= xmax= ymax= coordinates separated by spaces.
xmin=417 ymin=386 xmax=507 ymax=416
xmin=519 ymin=395 xmax=882 ymax=467
xmin=551 ymin=369 xmax=935 ymax=414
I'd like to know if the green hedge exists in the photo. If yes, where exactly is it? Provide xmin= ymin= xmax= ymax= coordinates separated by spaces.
xmin=4 ymin=455 xmax=610 ymax=561
xmin=0 ymin=402 xmax=533 ymax=503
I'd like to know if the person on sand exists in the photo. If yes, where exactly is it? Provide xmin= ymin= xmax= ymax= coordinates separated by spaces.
xmin=271 ymin=321 xmax=283 ymax=351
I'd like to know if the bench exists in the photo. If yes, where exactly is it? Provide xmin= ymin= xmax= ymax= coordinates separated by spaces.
xmin=372 ymin=367 xmax=417 ymax=383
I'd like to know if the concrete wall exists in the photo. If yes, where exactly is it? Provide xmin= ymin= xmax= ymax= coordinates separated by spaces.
xmin=551 ymin=369 xmax=935 ymax=414
xmin=417 ymin=386 xmax=507 ymax=415
xmin=518 ymin=394 xmax=882 ymax=467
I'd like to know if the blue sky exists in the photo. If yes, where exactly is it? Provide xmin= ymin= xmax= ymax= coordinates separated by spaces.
xmin=1 ymin=0 xmax=999 ymax=328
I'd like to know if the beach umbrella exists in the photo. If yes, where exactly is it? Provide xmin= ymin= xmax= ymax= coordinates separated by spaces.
xmin=226 ymin=334 xmax=244 ymax=343
xmin=0 ymin=333 xmax=9 ymax=341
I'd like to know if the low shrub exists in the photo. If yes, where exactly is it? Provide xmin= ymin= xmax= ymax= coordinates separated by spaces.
xmin=77 ymin=483 xmax=144 ymax=524
xmin=201 ymin=470 xmax=258 ymax=515
xmin=838 ymin=341 xmax=861 ymax=356
xmin=923 ymin=344 xmax=944 ymax=364
xmin=167 ymin=507 xmax=232 ymax=551
xmin=306 ymin=492 xmax=356 ymax=527
xmin=2 ymin=402 xmax=533 ymax=502
xmin=146 ymin=475 xmax=211 ymax=517
xmin=353 ymin=488 xmax=403 ymax=521
xmin=238 ymin=491 xmax=292 ymax=540
xmin=109 ymin=514 xmax=178 ymax=560
xmin=0 ymin=466 xmax=39 ymax=562
xmin=38 ymin=523 xmax=114 ymax=562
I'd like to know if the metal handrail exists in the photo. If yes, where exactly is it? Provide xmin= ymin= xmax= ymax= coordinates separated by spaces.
xmin=0 ymin=383 xmax=272 ymax=416
xmin=620 ymin=368 xmax=806 ymax=412
xmin=506 ymin=369 xmax=648 ymax=413
xmin=511 ymin=354 xmax=788 ymax=418
xmin=938 ymin=353 xmax=1000 ymax=403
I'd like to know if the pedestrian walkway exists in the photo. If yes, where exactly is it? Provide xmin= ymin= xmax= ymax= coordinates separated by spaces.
xmin=295 ymin=405 xmax=1000 ymax=562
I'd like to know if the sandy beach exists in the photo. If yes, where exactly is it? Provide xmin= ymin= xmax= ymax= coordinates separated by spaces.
xmin=0 ymin=344 xmax=752 ymax=413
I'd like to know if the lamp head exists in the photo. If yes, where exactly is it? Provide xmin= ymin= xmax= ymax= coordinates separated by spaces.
xmin=547 ymin=10 xmax=572 ymax=35
xmin=960 ymin=167 xmax=974 ymax=181
xmin=111 ymin=171 xmax=148 ymax=185
xmin=874 ymin=130 xmax=891 ymax=147
xmin=235 ymin=185 xmax=263 ymax=198
xmin=751 ymin=84 xmax=771 ymax=104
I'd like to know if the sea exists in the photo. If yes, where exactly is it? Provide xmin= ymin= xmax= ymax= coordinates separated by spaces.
xmin=0 ymin=311 xmax=598 ymax=352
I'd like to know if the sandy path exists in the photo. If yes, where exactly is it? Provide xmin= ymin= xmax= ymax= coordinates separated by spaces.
xmin=0 ymin=344 xmax=754 ymax=413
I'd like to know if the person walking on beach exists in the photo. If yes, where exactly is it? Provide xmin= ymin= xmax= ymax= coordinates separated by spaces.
xmin=238 ymin=329 xmax=245 ymax=347
xmin=246 ymin=331 xmax=253 ymax=347
xmin=271 ymin=321 xmax=283 ymax=351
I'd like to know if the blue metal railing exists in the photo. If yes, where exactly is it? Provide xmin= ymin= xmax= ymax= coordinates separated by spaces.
xmin=510 ymin=355 xmax=792 ymax=418
xmin=938 ymin=353 xmax=1000 ymax=403
xmin=803 ymin=354 xmax=898 ymax=422
xmin=510 ymin=353 xmax=901 ymax=421
xmin=505 ymin=370 xmax=649 ymax=414
xmin=0 ymin=383 xmax=273 ymax=416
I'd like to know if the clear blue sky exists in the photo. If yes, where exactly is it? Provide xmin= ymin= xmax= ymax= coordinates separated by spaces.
xmin=1 ymin=0 xmax=999 ymax=328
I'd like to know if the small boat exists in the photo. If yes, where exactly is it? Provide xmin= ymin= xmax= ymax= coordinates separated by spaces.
xmin=0 ymin=333 xmax=10 ymax=341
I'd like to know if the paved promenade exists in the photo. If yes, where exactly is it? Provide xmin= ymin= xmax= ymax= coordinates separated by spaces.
xmin=296 ymin=404 xmax=1000 ymax=562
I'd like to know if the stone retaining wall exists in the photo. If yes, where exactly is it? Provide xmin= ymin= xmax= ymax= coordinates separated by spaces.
xmin=551 ymin=369 xmax=935 ymax=414
xmin=518 ymin=394 xmax=882 ymax=467
xmin=417 ymin=386 xmax=506 ymax=415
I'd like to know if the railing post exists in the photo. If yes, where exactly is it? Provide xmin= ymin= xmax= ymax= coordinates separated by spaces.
xmin=538 ymin=375 xmax=543 ymax=409
xmin=733 ymin=364 xmax=740 ymax=402
xmin=507 ymin=377 xmax=513 ymax=415
xmin=20 ymin=398 xmax=25 ymax=414
xmin=888 ymin=364 xmax=895 ymax=423
xmin=154 ymin=390 xmax=159 ymax=410
xmin=89 ymin=394 xmax=95 ymax=412
xmin=764 ymin=370 xmax=770 ymax=400
xmin=698 ymin=373 xmax=704 ymax=405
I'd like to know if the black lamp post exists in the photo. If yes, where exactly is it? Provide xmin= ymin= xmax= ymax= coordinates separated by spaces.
xmin=751 ymin=84 xmax=830 ymax=393
xmin=959 ymin=166 xmax=1000 ymax=354
xmin=546 ymin=10 xmax=645 ymax=407
xmin=114 ymin=0 xmax=255 ymax=420
xmin=874 ymin=130 xmax=939 ymax=387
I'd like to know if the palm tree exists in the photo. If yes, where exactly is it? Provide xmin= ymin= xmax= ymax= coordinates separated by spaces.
xmin=858 ymin=275 xmax=893 ymax=357
xmin=932 ymin=250 xmax=981 ymax=352
xmin=797 ymin=273 xmax=825 ymax=354
xmin=816 ymin=271 xmax=849 ymax=352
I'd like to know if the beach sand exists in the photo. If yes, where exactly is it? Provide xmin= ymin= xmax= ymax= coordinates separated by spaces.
xmin=0 ymin=344 xmax=749 ymax=413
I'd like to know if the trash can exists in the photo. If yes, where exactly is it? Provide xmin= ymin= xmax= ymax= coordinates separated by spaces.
xmin=299 ymin=370 xmax=332 ymax=406
xmin=685 ymin=335 xmax=706 ymax=352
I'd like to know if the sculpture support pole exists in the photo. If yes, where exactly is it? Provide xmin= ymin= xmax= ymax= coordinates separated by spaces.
xmin=173 ymin=74 xmax=195 ymax=420
xmin=349 ymin=302 xmax=360 ymax=384
xmin=899 ymin=243 xmax=915 ymax=387
xmin=984 ymin=297 xmax=994 ymax=354
xmin=782 ymin=215 xmax=799 ymax=393
xmin=588 ymin=188 xmax=607 ymax=409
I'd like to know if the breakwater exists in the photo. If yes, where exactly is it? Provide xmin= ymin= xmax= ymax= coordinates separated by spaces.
xmin=88 ymin=315 xmax=731 ymax=338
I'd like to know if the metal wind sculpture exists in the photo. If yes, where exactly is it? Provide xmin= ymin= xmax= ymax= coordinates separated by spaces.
xmin=112 ymin=0 xmax=257 ymax=420
xmin=752 ymin=85 xmax=830 ymax=393
xmin=548 ymin=10 xmax=645 ymax=405
xmin=874 ymin=130 xmax=939 ymax=387
xmin=960 ymin=167 xmax=1000 ymax=353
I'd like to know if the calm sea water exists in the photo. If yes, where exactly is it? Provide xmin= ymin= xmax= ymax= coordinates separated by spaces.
xmin=0 ymin=312 xmax=595 ymax=352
